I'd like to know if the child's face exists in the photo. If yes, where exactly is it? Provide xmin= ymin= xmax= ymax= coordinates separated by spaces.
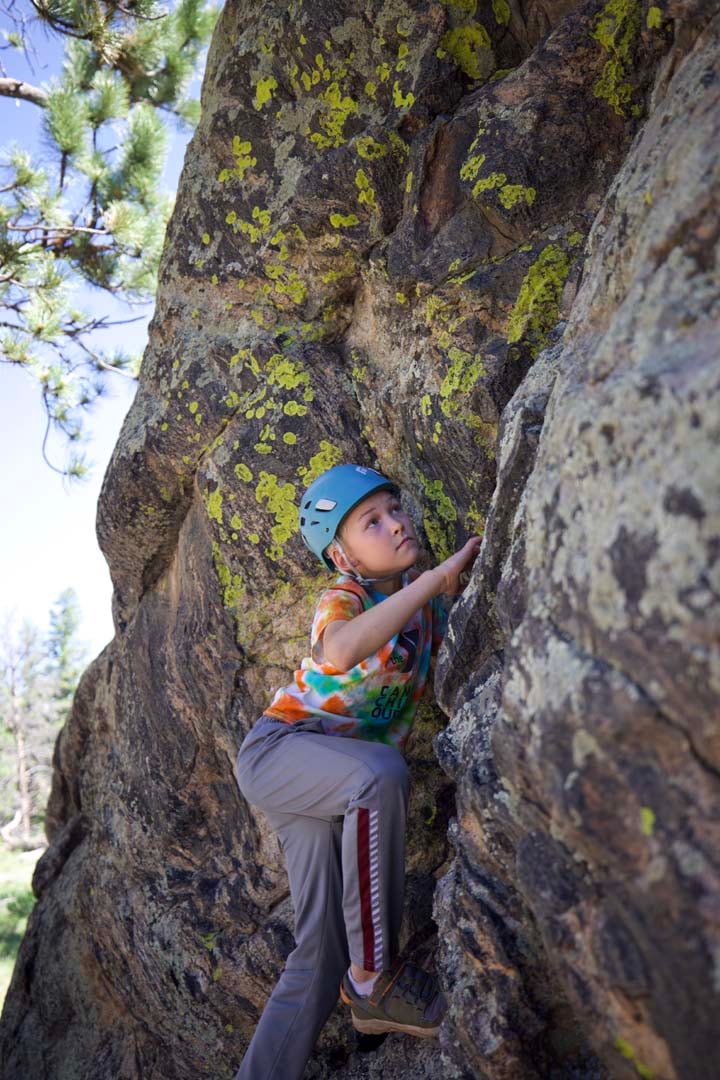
xmin=335 ymin=489 xmax=418 ymax=580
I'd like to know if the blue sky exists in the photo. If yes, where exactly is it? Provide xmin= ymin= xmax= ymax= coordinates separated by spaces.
xmin=0 ymin=15 xmax=193 ymax=658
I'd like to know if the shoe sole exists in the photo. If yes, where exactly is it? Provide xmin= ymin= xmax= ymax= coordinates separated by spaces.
xmin=351 ymin=1016 xmax=441 ymax=1038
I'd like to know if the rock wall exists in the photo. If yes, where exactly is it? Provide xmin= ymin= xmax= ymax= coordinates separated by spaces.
xmin=1 ymin=1 xmax=718 ymax=1078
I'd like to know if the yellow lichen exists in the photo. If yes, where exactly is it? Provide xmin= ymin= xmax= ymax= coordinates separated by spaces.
xmin=492 ymin=0 xmax=510 ymax=24
xmin=640 ymin=806 xmax=656 ymax=836
xmin=309 ymin=82 xmax=358 ymax=149
xmin=438 ymin=24 xmax=491 ymax=80
xmin=440 ymin=348 xmax=486 ymax=416
xmin=498 ymin=184 xmax=536 ymax=209
xmin=298 ymin=440 xmax=343 ymax=486
xmin=615 ymin=1037 xmax=655 ymax=1079
xmin=392 ymin=80 xmax=415 ymax=109
xmin=356 ymin=136 xmax=387 ymax=160
xmin=329 ymin=212 xmax=360 ymax=228
xmin=255 ymin=471 xmax=299 ymax=554
xmin=592 ymin=0 xmax=642 ymax=117
xmin=254 ymin=75 xmax=278 ymax=110
xmin=355 ymin=168 xmax=378 ymax=210
xmin=506 ymin=244 xmax=573 ymax=356
xmin=218 ymin=138 xmax=257 ymax=184
xmin=417 ymin=472 xmax=457 ymax=560
xmin=204 ymin=487 xmax=223 ymax=525
xmin=211 ymin=543 xmax=246 ymax=609
xmin=472 ymin=171 xmax=507 ymax=198
xmin=234 ymin=463 xmax=253 ymax=483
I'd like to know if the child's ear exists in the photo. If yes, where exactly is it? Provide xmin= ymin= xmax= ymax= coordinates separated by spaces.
xmin=328 ymin=542 xmax=355 ymax=573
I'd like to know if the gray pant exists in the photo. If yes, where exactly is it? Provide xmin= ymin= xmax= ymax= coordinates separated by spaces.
xmin=233 ymin=717 xmax=409 ymax=1080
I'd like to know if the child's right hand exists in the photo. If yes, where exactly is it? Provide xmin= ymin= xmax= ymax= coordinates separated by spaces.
xmin=434 ymin=536 xmax=482 ymax=595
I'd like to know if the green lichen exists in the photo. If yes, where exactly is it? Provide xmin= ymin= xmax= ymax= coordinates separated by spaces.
xmin=646 ymin=5 xmax=662 ymax=27
xmin=492 ymin=0 xmax=510 ymax=24
xmin=417 ymin=472 xmax=457 ymax=560
xmin=499 ymin=184 xmax=536 ymax=209
xmin=297 ymin=440 xmax=343 ymax=486
xmin=592 ymin=0 xmax=642 ymax=116
xmin=392 ymin=80 xmax=415 ymax=109
xmin=255 ymin=471 xmax=298 ymax=556
xmin=264 ymin=264 xmax=308 ymax=305
xmin=448 ymin=267 xmax=477 ymax=285
xmin=236 ymin=205 xmax=272 ymax=244
xmin=640 ymin=806 xmax=656 ymax=836
xmin=329 ymin=212 xmax=360 ymax=228
xmin=204 ymin=487 xmax=223 ymax=525
xmin=615 ymin=1038 xmax=655 ymax=1079
xmin=441 ymin=0 xmax=477 ymax=12
xmin=266 ymin=353 xmax=312 ymax=396
xmin=466 ymin=499 xmax=486 ymax=534
xmin=355 ymin=168 xmax=377 ymax=210
xmin=211 ymin=542 xmax=246 ymax=609
xmin=506 ymin=244 xmax=573 ymax=357
xmin=218 ymin=138 xmax=257 ymax=184
xmin=460 ymin=150 xmax=486 ymax=183
xmin=440 ymin=348 xmax=486 ymax=416
xmin=438 ymin=24 xmax=491 ymax=80
xmin=254 ymin=75 xmax=278 ymax=110
xmin=388 ymin=131 xmax=410 ymax=158
xmin=309 ymin=82 xmax=358 ymax=149
xmin=420 ymin=394 xmax=432 ymax=417
xmin=472 ymin=171 xmax=507 ymax=198
xmin=356 ymin=136 xmax=387 ymax=160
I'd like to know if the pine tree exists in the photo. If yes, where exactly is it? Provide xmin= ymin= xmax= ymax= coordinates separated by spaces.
xmin=0 ymin=616 xmax=55 ymax=847
xmin=0 ymin=0 xmax=218 ymax=476
xmin=47 ymin=588 xmax=86 ymax=724
xmin=0 ymin=592 xmax=87 ymax=845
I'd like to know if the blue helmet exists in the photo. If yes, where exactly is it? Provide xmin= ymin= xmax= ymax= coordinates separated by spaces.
xmin=299 ymin=464 xmax=397 ymax=568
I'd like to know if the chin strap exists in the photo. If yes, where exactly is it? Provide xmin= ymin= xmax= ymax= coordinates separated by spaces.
xmin=332 ymin=540 xmax=414 ymax=586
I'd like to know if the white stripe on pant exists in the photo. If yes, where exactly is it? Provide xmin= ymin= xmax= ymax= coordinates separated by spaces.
xmin=232 ymin=716 xmax=409 ymax=1080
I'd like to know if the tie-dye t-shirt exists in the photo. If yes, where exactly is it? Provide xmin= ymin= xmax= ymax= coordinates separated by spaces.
xmin=264 ymin=573 xmax=447 ymax=750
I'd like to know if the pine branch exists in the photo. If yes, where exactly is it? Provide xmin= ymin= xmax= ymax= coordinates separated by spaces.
xmin=0 ymin=76 xmax=48 ymax=106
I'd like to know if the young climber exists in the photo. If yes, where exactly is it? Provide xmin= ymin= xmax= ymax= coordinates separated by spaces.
xmin=233 ymin=463 xmax=481 ymax=1080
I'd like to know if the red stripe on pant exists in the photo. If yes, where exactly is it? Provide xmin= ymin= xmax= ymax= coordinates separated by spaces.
xmin=357 ymin=807 xmax=376 ymax=971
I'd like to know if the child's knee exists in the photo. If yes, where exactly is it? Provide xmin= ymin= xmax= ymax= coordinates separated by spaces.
xmin=374 ymin=747 xmax=410 ymax=799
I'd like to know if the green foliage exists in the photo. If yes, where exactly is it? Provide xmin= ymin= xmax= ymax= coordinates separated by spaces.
xmin=0 ymin=848 xmax=37 ymax=1005
xmin=0 ymin=0 xmax=218 ymax=476
xmin=48 ymin=589 xmax=87 ymax=722
xmin=0 ymin=592 xmax=87 ymax=840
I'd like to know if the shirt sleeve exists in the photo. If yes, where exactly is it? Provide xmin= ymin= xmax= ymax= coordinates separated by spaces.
xmin=310 ymin=587 xmax=364 ymax=662
xmin=431 ymin=595 xmax=448 ymax=656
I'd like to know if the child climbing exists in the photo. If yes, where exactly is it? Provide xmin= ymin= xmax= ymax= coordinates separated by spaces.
xmin=233 ymin=464 xmax=481 ymax=1080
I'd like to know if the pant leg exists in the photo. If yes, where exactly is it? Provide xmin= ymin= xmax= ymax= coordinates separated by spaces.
xmin=236 ymin=721 xmax=409 ymax=971
xmin=233 ymin=721 xmax=409 ymax=1079
xmin=234 ymin=811 xmax=348 ymax=1080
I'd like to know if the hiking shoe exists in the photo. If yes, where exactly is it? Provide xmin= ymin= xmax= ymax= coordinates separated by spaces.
xmin=340 ymin=958 xmax=447 ymax=1038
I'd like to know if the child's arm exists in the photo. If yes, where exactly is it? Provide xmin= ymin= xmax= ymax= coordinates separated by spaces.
xmin=322 ymin=537 xmax=481 ymax=671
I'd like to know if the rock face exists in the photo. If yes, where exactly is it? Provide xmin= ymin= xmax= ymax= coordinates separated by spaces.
xmin=2 ymin=1 xmax=718 ymax=1078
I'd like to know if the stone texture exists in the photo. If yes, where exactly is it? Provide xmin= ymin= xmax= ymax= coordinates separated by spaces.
xmin=1 ymin=1 xmax=718 ymax=1078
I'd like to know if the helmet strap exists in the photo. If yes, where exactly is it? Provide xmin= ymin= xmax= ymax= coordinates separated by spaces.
xmin=331 ymin=539 xmax=413 ymax=586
